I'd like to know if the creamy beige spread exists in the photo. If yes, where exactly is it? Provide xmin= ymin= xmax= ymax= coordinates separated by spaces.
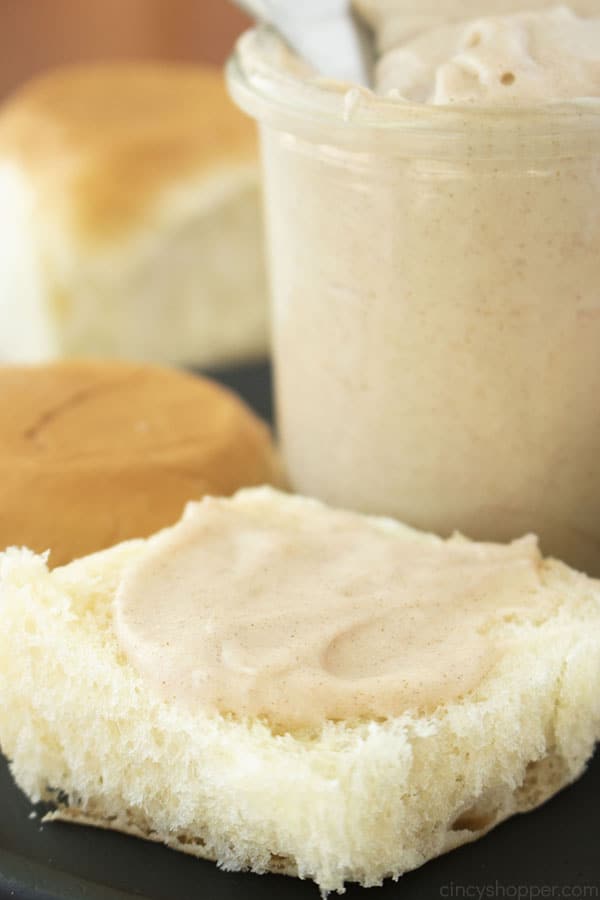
xmin=115 ymin=490 xmax=544 ymax=731
xmin=368 ymin=6 xmax=600 ymax=104
xmin=232 ymin=1 xmax=600 ymax=575
xmin=238 ymin=4 xmax=600 ymax=106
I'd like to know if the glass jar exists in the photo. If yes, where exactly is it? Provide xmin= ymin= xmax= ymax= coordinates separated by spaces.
xmin=228 ymin=27 xmax=600 ymax=574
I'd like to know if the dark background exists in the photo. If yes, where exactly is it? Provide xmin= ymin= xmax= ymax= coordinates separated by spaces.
xmin=0 ymin=0 xmax=251 ymax=101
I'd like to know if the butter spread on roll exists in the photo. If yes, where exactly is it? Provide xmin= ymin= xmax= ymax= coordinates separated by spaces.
xmin=2 ymin=487 xmax=600 ymax=893
xmin=117 ymin=488 xmax=545 ymax=731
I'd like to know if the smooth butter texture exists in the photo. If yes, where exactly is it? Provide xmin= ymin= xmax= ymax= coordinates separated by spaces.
xmin=115 ymin=489 xmax=545 ymax=731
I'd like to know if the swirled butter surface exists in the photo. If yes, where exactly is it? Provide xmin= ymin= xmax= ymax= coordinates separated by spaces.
xmin=115 ymin=489 xmax=545 ymax=731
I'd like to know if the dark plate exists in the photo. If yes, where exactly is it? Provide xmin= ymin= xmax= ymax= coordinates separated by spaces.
xmin=1 ymin=362 xmax=598 ymax=900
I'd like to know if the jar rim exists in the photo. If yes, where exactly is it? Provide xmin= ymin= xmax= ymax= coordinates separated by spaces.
xmin=227 ymin=26 xmax=600 ymax=157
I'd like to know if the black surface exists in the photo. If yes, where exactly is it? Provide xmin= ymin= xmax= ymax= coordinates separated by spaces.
xmin=207 ymin=359 xmax=273 ymax=424
xmin=1 ymin=361 xmax=599 ymax=900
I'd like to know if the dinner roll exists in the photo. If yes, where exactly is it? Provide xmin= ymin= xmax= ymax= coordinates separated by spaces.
xmin=0 ymin=360 xmax=283 ymax=565
xmin=0 ymin=63 xmax=267 ymax=366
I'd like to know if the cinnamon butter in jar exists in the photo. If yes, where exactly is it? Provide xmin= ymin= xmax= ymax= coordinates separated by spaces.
xmin=228 ymin=7 xmax=600 ymax=574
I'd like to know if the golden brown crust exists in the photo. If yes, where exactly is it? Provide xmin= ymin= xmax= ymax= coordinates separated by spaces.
xmin=0 ymin=360 xmax=284 ymax=566
xmin=0 ymin=63 xmax=257 ymax=241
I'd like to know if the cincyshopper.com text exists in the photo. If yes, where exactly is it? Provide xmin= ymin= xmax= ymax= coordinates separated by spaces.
xmin=440 ymin=882 xmax=598 ymax=899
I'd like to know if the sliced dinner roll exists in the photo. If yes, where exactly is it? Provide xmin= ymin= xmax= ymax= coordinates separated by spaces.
xmin=0 ymin=488 xmax=598 ymax=894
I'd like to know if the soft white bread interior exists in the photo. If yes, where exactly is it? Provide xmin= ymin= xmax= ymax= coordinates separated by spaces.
xmin=1 ymin=488 xmax=599 ymax=895
xmin=0 ymin=63 xmax=267 ymax=366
